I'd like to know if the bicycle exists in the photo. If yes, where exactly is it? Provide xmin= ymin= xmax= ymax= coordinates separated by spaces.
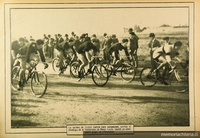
xmin=52 ymin=51 xmax=76 ymax=74
xmin=140 ymin=58 xmax=189 ymax=92
xmin=103 ymin=56 xmax=136 ymax=82
xmin=11 ymin=58 xmax=48 ymax=98
xmin=70 ymin=56 xmax=109 ymax=86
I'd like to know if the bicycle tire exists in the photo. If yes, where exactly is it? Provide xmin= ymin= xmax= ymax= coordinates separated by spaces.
xmin=121 ymin=64 xmax=136 ymax=82
xmin=11 ymin=66 xmax=20 ymax=90
xmin=92 ymin=65 xmax=109 ymax=86
xmin=52 ymin=57 xmax=60 ymax=72
xmin=169 ymin=69 xmax=189 ymax=92
xmin=140 ymin=67 xmax=157 ymax=87
xmin=31 ymin=71 xmax=47 ymax=98
xmin=70 ymin=61 xmax=80 ymax=78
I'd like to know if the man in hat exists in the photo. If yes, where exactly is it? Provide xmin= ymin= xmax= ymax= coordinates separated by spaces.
xmin=129 ymin=32 xmax=139 ymax=66
xmin=128 ymin=28 xmax=139 ymax=40
xmin=58 ymin=34 xmax=64 ymax=44
xmin=91 ymin=34 xmax=100 ymax=53
xmin=148 ymin=33 xmax=161 ymax=70
xmin=64 ymin=34 xmax=69 ymax=42
xmin=101 ymin=33 xmax=108 ymax=60
xmin=111 ymin=34 xmax=119 ymax=45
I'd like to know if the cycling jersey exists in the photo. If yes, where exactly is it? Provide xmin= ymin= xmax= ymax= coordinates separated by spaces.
xmin=26 ymin=43 xmax=46 ymax=63
xmin=108 ymin=42 xmax=130 ymax=60
xmin=77 ymin=41 xmax=97 ymax=54
xmin=153 ymin=44 xmax=172 ymax=57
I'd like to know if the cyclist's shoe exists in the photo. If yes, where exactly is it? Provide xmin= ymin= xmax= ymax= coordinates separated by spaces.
xmin=43 ymin=62 xmax=49 ymax=69
xmin=112 ymin=71 xmax=117 ymax=76
xmin=163 ymin=80 xmax=169 ymax=85
xmin=87 ymin=69 xmax=93 ymax=74
xmin=17 ymin=85 xmax=23 ymax=91
xmin=78 ymin=71 xmax=82 ymax=78
xmin=59 ymin=70 xmax=64 ymax=75
xmin=17 ymin=82 xmax=23 ymax=91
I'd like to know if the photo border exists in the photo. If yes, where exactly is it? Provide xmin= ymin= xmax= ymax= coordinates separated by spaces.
xmin=1 ymin=1 xmax=199 ymax=138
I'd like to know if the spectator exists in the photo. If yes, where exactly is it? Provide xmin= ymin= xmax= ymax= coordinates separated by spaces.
xmin=43 ymin=37 xmax=49 ymax=57
xmin=49 ymin=38 xmax=55 ymax=59
xmin=129 ymin=32 xmax=139 ymax=66
xmin=58 ymin=34 xmax=64 ymax=44
xmin=64 ymin=34 xmax=69 ymax=42
xmin=91 ymin=34 xmax=100 ymax=53
xmin=148 ymin=33 xmax=161 ymax=70
xmin=111 ymin=34 xmax=119 ymax=45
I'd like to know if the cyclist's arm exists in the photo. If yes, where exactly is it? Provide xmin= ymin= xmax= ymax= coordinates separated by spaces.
xmin=37 ymin=48 xmax=46 ymax=62
xmin=11 ymin=50 xmax=16 ymax=59
xmin=165 ymin=46 xmax=175 ymax=68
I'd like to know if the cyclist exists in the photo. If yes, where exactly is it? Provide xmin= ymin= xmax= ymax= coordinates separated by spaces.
xmin=55 ymin=40 xmax=72 ymax=74
xmin=26 ymin=39 xmax=48 ymax=68
xmin=12 ymin=37 xmax=29 ymax=90
xmin=76 ymin=41 xmax=98 ymax=78
xmin=108 ymin=38 xmax=131 ymax=67
xmin=91 ymin=34 xmax=100 ymax=53
xmin=152 ymin=40 xmax=183 ymax=85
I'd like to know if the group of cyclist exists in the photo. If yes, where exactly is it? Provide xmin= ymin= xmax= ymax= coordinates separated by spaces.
xmin=11 ymin=27 xmax=185 ymax=90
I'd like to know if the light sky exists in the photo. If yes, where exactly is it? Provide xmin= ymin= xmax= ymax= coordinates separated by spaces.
xmin=11 ymin=7 xmax=188 ymax=39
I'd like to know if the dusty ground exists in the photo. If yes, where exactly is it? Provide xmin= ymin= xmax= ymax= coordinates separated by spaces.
xmin=11 ymin=62 xmax=189 ymax=128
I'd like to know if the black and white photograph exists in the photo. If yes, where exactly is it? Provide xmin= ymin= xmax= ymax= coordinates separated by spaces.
xmin=2 ymin=1 xmax=199 ymax=137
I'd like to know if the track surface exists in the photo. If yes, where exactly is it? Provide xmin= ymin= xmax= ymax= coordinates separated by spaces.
xmin=11 ymin=63 xmax=189 ymax=128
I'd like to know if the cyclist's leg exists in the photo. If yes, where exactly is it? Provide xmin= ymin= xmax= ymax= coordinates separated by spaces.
xmin=151 ymin=54 xmax=157 ymax=71
xmin=18 ymin=57 xmax=26 ymax=89
xmin=154 ymin=56 xmax=168 ymax=85
xmin=162 ymin=63 xmax=170 ymax=79
xmin=78 ymin=53 xmax=88 ymax=77
xmin=58 ymin=50 xmax=64 ymax=72
xmin=134 ymin=49 xmax=138 ymax=66
xmin=86 ymin=50 xmax=94 ymax=72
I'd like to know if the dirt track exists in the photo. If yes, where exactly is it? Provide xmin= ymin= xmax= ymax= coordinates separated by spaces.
xmin=11 ymin=63 xmax=189 ymax=128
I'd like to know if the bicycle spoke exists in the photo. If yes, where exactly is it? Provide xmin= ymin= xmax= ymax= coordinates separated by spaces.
xmin=92 ymin=65 xmax=109 ymax=86
xmin=140 ymin=67 xmax=157 ymax=87
xmin=52 ymin=58 xmax=60 ymax=72
xmin=70 ymin=62 xmax=80 ymax=78
xmin=11 ymin=66 xmax=20 ymax=90
xmin=169 ymin=70 xmax=189 ymax=92
xmin=121 ymin=64 xmax=136 ymax=82
xmin=31 ymin=72 xmax=47 ymax=98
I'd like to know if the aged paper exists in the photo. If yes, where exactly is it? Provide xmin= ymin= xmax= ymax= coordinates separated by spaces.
xmin=0 ymin=0 xmax=199 ymax=138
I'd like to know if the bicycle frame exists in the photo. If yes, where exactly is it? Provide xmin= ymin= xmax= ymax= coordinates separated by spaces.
xmin=78 ymin=56 xmax=103 ymax=81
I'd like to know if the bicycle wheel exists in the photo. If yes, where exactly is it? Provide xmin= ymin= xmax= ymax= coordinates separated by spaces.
xmin=92 ymin=65 xmax=109 ymax=86
xmin=11 ymin=66 xmax=20 ymax=90
xmin=140 ymin=67 xmax=157 ymax=87
xmin=121 ymin=64 xmax=136 ymax=82
xmin=52 ymin=57 xmax=60 ymax=72
xmin=31 ymin=71 xmax=47 ymax=98
xmin=70 ymin=61 xmax=80 ymax=78
xmin=169 ymin=69 xmax=189 ymax=92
